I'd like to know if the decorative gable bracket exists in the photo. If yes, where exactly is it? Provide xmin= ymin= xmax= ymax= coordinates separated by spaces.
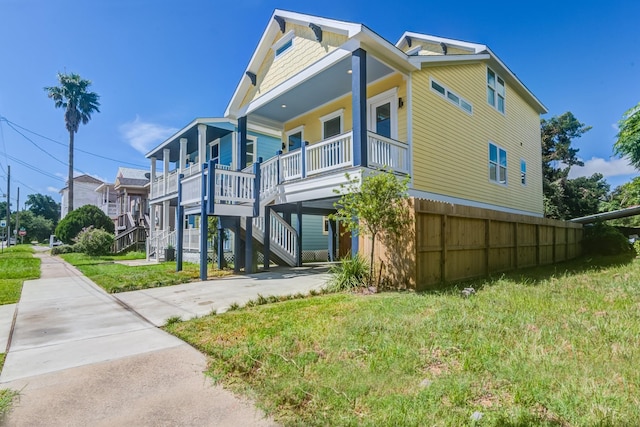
xmin=245 ymin=71 xmax=257 ymax=86
xmin=274 ymin=15 xmax=286 ymax=33
xmin=309 ymin=23 xmax=323 ymax=42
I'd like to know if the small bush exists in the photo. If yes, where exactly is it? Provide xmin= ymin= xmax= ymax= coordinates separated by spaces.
xmin=582 ymin=222 xmax=632 ymax=256
xmin=326 ymin=254 xmax=370 ymax=292
xmin=75 ymin=227 xmax=114 ymax=257
xmin=51 ymin=244 xmax=77 ymax=255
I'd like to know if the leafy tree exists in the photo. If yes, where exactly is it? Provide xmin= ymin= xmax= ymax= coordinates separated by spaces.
xmin=541 ymin=112 xmax=609 ymax=219
xmin=13 ymin=211 xmax=54 ymax=242
xmin=600 ymin=176 xmax=640 ymax=226
xmin=55 ymin=204 xmax=114 ymax=244
xmin=613 ymin=102 xmax=640 ymax=168
xmin=25 ymin=193 xmax=60 ymax=225
xmin=45 ymin=72 xmax=100 ymax=214
xmin=331 ymin=171 xmax=410 ymax=285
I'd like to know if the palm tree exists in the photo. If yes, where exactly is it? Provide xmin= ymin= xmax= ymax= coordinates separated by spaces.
xmin=45 ymin=73 xmax=100 ymax=213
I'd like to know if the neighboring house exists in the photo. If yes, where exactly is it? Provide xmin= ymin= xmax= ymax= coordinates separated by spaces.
xmin=111 ymin=167 xmax=150 ymax=253
xmin=147 ymin=10 xmax=546 ymax=277
xmin=95 ymin=182 xmax=117 ymax=220
xmin=60 ymin=174 xmax=106 ymax=219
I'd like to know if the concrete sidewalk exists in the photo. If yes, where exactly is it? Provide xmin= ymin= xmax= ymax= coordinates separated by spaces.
xmin=0 ymin=253 xmax=277 ymax=426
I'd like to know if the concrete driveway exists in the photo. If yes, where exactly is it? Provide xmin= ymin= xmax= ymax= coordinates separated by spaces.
xmin=115 ymin=264 xmax=331 ymax=326
xmin=0 ymin=253 xmax=332 ymax=426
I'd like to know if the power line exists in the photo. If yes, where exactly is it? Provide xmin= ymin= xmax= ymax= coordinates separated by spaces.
xmin=3 ymin=121 xmax=68 ymax=168
xmin=5 ymin=153 xmax=65 ymax=182
xmin=0 ymin=116 xmax=148 ymax=168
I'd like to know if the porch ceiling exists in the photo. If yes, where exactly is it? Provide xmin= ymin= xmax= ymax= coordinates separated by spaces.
xmin=249 ymin=56 xmax=395 ymax=124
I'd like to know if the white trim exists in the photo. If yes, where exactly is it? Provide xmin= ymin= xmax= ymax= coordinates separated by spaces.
xmin=367 ymin=87 xmax=398 ymax=139
xmin=396 ymin=32 xmax=486 ymax=53
xmin=408 ymin=188 xmax=543 ymax=218
xmin=429 ymin=77 xmax=473 ymax=115
xmin=409 ymin=53 xmax=491 ymax=67
xmin=246 ymin=135 xmax=257 ymax=166
xmin=319 ymin=109 xmax=344 ymax=139
xmin=239 ymin=47 xmax=353 ymax=118
xmin=407 ymin=72 xmax=414 ymax=187
xmin=272 ymin=30 xmax=295 ymax=60
xmin=487 ymin=66 xmax=506 ymax=115
xmin=272 ymin=30 xmax=294 ymax=52
xmin=285 ymin=125 xmax=305 ymax=152
xmin=405 ymin=45 xmax=421 ymax=56
xmin=488 ymin=141 xmax=508 ymax=186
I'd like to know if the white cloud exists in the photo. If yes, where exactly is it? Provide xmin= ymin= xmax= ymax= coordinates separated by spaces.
xmin=119 ymin=116 xmax=178 ymax=154
xmin=47 ymin=186 xmax=60 ymax=193
xmin=569 ymin=156 xmax=637 ymax=179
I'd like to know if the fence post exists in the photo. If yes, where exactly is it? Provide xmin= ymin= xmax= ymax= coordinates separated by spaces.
xmin=485 ymin=219 xmax=491 ymax=275
xmin=441 ymin=214 xmax=447 ymax=283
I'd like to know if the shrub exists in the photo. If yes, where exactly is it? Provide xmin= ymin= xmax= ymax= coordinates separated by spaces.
xmin=74 ymin=227 xmax=114 ymax=256
xmin=55 ymin=205 xmax=115 ymax=244
xmin=51 ymin=244 xmax=77 ymax=255
xmin=582 ymin=222 xmax=632 ymax=256
xmin=326 ymin=254 xmax=370 ymax=292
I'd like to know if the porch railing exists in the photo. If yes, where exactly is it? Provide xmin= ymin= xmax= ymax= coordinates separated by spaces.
xmin=183 ymin=228 xmax=200 ymax=251
xmin=253 ymin=211 xmax=298 ymax=263
xmin=214 ymin=168 xmax=255 ymax=204
xmin=172 ymin=130 xmax=409 ymax=209
xmin=306 ymin=133 xmax=353 ymax=176
xmin=367 ymin=132 xmax=410 ymax=174
xmin=151 ymin=169 xmax=179 ymax=199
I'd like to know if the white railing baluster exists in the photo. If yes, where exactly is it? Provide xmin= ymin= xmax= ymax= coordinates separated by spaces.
xmin=367 ymin=131 xmax=410 ymax=174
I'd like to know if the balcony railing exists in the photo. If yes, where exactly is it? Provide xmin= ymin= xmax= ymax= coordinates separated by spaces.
xmin=151 ymin=169 xmax=179 ymax=199
xmin=163 ymin=131 xmax=408 ymax=211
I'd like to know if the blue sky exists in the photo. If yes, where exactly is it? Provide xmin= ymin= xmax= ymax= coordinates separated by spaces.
xmin=0 ymin=0 xmax=638 ymax=208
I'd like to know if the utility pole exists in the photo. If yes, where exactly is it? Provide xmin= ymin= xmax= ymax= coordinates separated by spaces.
xmin=5 ymin=165 xmax=9 ymax=247
xmin=15 ymin=187 xmax=20 ymax=244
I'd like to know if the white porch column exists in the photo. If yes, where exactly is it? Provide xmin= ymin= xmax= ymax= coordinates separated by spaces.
xmin=179 ymin=138 xmax=188 ymax=174
xmin=163 ymin=148 xmax=170 ymax=194
xmin=150 ymin=156 xmax=156 ymax=199
xmin=163 ymin=200 xmax=170 ymax=231
xmin=198 ymin=124 xmax=207 ymax=166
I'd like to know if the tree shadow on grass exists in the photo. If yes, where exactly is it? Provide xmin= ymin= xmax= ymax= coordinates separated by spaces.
xmin=417 ymin=252 xmax=637 ymax=296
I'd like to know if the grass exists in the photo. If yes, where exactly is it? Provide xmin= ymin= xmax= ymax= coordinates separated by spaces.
xmin=60 ymin=252 xmax=231 ymax=293
xmin=0 ymin=245 xmax=39 ymax=305
xmin=165 ymin=254 xmax=640 ymax=426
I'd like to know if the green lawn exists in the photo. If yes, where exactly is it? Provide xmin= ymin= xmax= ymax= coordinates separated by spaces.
xmin=0 ymin=245 xmax=39 ymax=305
xmin=166 ymin=254 xmax=640 ymax=426
xmin=61 ymin=252 xmax=231 ymax=293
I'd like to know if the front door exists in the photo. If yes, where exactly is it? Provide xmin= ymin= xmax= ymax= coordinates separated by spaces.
xmin=368 ymin=89 xmax=397 ymax=139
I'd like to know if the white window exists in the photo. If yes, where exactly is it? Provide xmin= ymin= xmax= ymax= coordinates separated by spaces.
xmin=246 ymin=136 xmax=256 ymax=167
xmin=487 ymin=68 xmax=505 ymax=113
xmin=489 ymin=142 xmax=507 ymax=184
xmin=319 ymin=109 xmax=344 ymax=140
xmin=285 ymin=126 xmax=304 ymax=151
xmin=520 ymin=159 xmax=527 ymax=186
xmin=430 ymin=78 xmax=473 ymax=114
xmin=209 ymin=139 xmax=220 ymax=164
xmin=272 ymin=30 xmax=295 ymax=60
xmin=322 ymin=216 xmax=329 ymax=235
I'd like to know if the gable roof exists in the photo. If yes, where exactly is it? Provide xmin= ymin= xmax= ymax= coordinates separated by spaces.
xmin=225 ymin=10 xmax=546 ymax=118
xmin=224 ymin=9 xmax=415 ymax=119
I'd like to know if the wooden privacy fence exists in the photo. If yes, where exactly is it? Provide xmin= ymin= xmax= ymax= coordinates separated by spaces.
xmin=364 ymin=198 xmax=583 ymax=291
